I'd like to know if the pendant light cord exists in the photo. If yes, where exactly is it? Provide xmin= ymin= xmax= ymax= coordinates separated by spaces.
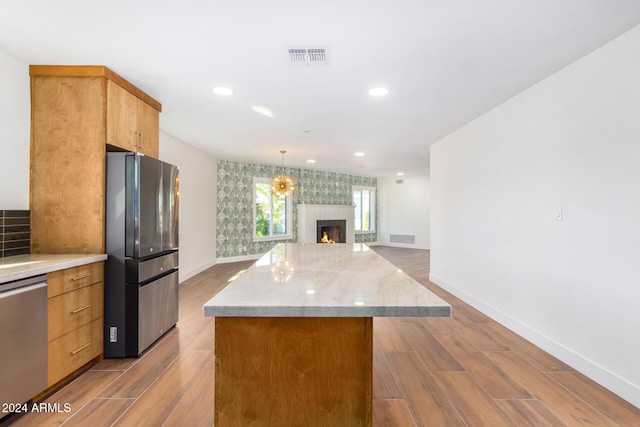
xmin=280 ymin=150 xmax=286 ymax=174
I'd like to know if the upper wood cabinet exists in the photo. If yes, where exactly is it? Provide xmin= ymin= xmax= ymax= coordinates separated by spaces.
xmin=106 ymin=80 xmax=138 ymax=152
xmin=106 ymin=80 xmax=159 ymax=157
xmin=29 ymin=65 xmax=161 ymax=253
xmin=136 ymin=97 xmax=160 ymax=158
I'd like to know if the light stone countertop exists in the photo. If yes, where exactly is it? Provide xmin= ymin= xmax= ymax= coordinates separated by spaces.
xmin=0 ymin=253 xmax=108 ymax=284
xmin=203 ymin=243 xmax=451 ymax=317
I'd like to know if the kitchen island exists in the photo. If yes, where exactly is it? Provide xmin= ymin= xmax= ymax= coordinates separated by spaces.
xmin=203 ymin=243 xmax=451 ymax=426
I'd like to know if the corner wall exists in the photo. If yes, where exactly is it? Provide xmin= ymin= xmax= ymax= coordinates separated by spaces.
xmin=0 ymin=49 xmax=29 ymax=209
xmin=378 ymin=175 xmax=430 ymax=249
xmin=430 ymin=25 xmax=640 ymax=406
xmin=159 ymin=132 xmax=218 ymax=282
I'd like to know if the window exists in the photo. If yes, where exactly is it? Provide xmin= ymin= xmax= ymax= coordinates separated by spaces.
xmin=353 ymin=186 xmax=375 ymax=232
xmin=253 ymin=178 xmax=292 ymax=241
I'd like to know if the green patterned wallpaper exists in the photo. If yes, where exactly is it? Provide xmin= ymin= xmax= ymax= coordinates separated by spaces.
xmin=217 ymin=160 xmax=377 ymax=258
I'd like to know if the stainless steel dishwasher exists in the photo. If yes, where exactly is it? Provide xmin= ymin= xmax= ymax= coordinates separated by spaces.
xmin=0 ymin=274 xmax=47 ymax=413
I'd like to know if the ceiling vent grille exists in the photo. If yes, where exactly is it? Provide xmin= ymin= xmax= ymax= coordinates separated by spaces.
xmin=287 ymin=47 xmax=330 ymax=66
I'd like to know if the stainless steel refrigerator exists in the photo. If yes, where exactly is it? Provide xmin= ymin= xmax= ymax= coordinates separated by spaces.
xmin=104 ymin=152 xmax=179 ymax=357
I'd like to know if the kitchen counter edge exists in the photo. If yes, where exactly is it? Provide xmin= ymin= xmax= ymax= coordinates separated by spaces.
xmin=0 ymin=254 xmax=108 ymax=284
xmin=203 ymin=305 xmax=452 ymax=318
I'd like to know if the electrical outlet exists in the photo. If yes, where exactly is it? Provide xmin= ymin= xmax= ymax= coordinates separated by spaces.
xmin=110 ymin=327 xmax=117 ymax=343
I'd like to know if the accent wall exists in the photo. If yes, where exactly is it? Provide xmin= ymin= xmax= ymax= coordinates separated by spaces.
xmin=216 ymin=160 xmax=377 ymax=259
xmin=430 ymin=25 xmax=640 ymax=407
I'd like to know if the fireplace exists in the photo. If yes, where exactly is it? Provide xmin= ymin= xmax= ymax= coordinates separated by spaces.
xmin=297 ymin=204 xmax=355 ymax=244
xmin=316 ymin=220 xmax=346 ymax=243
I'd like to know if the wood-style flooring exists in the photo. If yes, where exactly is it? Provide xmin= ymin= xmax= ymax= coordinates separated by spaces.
xmin=5 ymin=246 xmax=640 ymax=426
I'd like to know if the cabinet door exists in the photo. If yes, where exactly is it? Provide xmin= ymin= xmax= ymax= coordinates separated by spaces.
xmin=30 ymin=76 xmax=106 ymax=254
xmin=137 ymin=99 xmax=159 ymax=158
xmin=106 ymin=80 xmax=138 ymax=152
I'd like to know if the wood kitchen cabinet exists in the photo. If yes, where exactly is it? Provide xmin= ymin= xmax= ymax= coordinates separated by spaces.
xmin=106 ymin=80 xmax=159 ymax=157
xmin=47 ymin=262 xmax=104 ymax=387
xmin=136 ymin=97 xmax=160 ymax=157
xmin=29 ymin=65 xmax=161 ymax=254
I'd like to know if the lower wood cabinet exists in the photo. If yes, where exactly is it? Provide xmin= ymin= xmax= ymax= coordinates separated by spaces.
xmin=48 ymin=282 xmax=103 ymax=340
xmin=47 ymin=262 xmax=104 ymax=298
xmin=48 ymin=318 xmax=103 ymax=386
xmin=47 ymin=262 xmax=104 ymax=387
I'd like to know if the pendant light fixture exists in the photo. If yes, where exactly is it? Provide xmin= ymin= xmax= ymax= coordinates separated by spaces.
xmin=272 ymin=150 xmax=295 ymax=197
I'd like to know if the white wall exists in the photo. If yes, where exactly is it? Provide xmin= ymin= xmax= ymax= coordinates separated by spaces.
xmin=159 ymin=131 xmax=217 ymax=282
xmin=0 ymin=49 xmax=30 ymax=209
xmin=378 ymin=176 xmax=430 ymax=249
xmin=430 ymin=25 xmax=640 ymax=407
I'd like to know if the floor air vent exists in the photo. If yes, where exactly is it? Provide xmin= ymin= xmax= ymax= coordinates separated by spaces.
xmin=288 ymin=47 xmax=329 ymax=65
xmin=389 ymin=234 xmax=415 ymax=244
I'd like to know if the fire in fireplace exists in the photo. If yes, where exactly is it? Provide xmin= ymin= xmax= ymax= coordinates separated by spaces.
xmin=316 ymin=220 xmax=346 ymax=243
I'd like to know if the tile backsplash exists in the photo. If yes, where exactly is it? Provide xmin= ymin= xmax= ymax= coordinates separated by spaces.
xmin=0 ymin=210 xmax=30 ymax=258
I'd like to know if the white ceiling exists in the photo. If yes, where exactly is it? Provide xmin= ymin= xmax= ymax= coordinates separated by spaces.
xmin=2 ymin=1 xmax=640 ymax=177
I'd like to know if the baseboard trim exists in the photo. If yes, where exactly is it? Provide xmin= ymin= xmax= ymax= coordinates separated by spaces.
xmin=375 ymin=242 xmax=429 ymax=250
xmin=178 ymin=259 xmax=217 ymax=283
xmin=429 ymin=272 xmax=640 ymax=409
xmin=216 ymin=253 xmax=263 ymax=264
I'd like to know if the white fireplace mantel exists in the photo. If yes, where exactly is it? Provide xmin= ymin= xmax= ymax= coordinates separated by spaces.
xmin=297 ymin=204 xmax=355 ymax=244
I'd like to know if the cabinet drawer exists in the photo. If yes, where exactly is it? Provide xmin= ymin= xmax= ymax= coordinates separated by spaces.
xmin=48 ymin=282 xmax=104 ymax=341
xmin=47 ymin=262 xmax=104 ymax=297
xmin=48 ymin=318 xmax=103 ymax=387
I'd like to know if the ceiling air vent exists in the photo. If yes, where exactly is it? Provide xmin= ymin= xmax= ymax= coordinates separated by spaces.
xmin=287 ymin=47 xmax=330 ymax=66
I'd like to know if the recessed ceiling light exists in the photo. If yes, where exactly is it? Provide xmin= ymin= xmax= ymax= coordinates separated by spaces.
xmin=354 ymin=152 xmax=365 ymax=157
xmin=397 ymin=172 xmax=404 ymax=176
xmin=368 ymin=87 xmax=389 ymax=97
xmin=252 ymin=105 xmax=274 ymax=118
xmin=213 ymin=87 xmax=233 ymax=96
xmin=306 ymin=159 xmax=316 ymax=163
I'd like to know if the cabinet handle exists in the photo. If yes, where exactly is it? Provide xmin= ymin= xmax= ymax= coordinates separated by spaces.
xmin=139 ymin=132 xmax=143 ymax=151
xmin=71 ymin=304 xmax=92 ymax=314
xmin=70 ymin=342 xmax=91 ymax=356
xmin=71 ymin=274 xmax=91 ymax=281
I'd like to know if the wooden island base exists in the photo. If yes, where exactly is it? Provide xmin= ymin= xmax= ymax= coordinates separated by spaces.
xmin=214 ymin=317 xmax=373 ymax=427
xmin=206 ymin=244 xmax=451 ymax=425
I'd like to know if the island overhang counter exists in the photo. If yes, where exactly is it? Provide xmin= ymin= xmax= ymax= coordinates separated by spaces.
xmin=203 ymin=243 xmax=451 ymax=426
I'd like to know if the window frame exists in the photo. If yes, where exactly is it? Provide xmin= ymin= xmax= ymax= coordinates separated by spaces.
xmin=253 ymin=177 xmax=293 ymax=242
xmin=353 ymin=185 xmax=376 ymax=234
